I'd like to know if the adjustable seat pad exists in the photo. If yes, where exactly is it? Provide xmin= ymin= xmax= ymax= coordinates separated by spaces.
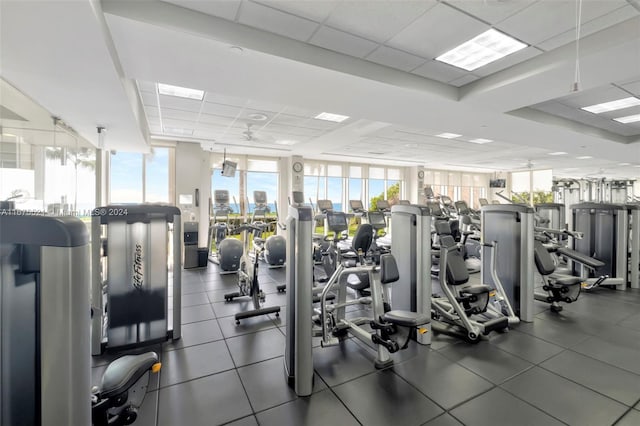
xmin=549 ymin=274 xmax=583 ymax=286
xmin=382 ymin=310 xmax=430 ymax=327
xmin=101 ymin=352 xmax=158 ymax=399
xmin=461 ymin=285 xmax=492 ymax=295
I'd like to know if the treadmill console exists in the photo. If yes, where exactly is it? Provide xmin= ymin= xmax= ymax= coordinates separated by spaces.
xmin=367 ymin=211 xmax=387 ymax=230
xmin=377 ymin=200 xmax=390 ymax=212
xmin=317 ymin=199 xmax=334 ymax=213
xmin=326 ymin=211 xmax=349 ymax=233
xmin=349 ymin=200 xmax=365 ymax=213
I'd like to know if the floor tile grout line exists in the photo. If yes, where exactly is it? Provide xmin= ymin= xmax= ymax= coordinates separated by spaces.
xmin=495 ymin=379 xmax=572 ymax=426
xmin=535 ymin=348 xmax=640 ymax=406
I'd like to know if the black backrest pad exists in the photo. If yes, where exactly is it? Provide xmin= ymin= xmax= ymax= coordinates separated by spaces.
xmin=434 ymin=220 xmax=451 ymax=235
xmin=352 ymin=224 xmax=373 ymax=253
xmin=534 ymin=240 xmax=556 ymax=275
xmin=439 ymin=235 xmax=469 ymax=285
xmin=380 ymin=253 xmax=400 ymax=284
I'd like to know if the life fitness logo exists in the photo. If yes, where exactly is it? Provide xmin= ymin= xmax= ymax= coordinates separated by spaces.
xmin=133 ymin=244 xmax=144 ymax=290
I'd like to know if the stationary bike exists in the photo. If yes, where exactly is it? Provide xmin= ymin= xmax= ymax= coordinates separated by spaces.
xmin=92 ymin=352 xmax=161 ymax=426
xmin=224 ymin=224 xmax=281 ymax=324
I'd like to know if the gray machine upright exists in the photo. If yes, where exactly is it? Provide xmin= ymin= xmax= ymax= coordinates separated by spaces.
xmin=390 ymin=204 xmax=432 ymax=345
xmin=283 ymin=201 xmax=314 ymax=397
xmin=628 ymin=204 xmax=640 ymax=289
xmin=571 ymin=203 xmax=628 ymax=290
xmin=481 ymin=204 xmax=535 ymax=322
xmin=91 ymin=204 xmax=182 ymax=355
xmin=1 ymin=214 xmax=91 ymax=426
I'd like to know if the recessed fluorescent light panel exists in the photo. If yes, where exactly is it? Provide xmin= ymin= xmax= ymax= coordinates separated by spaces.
xmin=157 ymin=83 xmax=205 ymax=101
xmin=468 ymin=138 xmax=493 ymax=144
xmin=548 ymin=152 xmax=568 ymax=156
xmin=581 ymin=97 xmax=640 ymax=114
xmin=436 ymin=133 xmax=462 ymax=139
xmin=163 ymin=127 xmax=194 ymax=136
xmin=435 ymin=29 xmax=527 ymax=71
xmin=619 ymin=163 xmax=631 ymax=166
xmin=576 ymin=156 xmax=593 ymax=159
xmin=275 ymin=140 xmax=298 ymax=145
xmin=315 ymin=112 xmax=349 ymax=123
xmin=613 ymin=113 xmax=640 ymax=124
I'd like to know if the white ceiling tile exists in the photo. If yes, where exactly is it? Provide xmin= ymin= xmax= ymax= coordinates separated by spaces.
xmin=472 ymin=46 xmax=543 ymax=77
xmin=203 ymin=92 xmax=247 ymax=107
xmin=238 ymin=1 xmax=319 ymax=42
xmin=252 ymin=0 xmax=339 ymax=22
xmin=160 ymin=107 xmax=199 ymax=122
xmin=309 ymin=26 xmax=379 ymax=58
xmin=387 ymin=3 xmax=489 ymax=58
xmin=448 ymin=74 xmax=480 ymax=87
xmin=411 ymin=59 xmax=470 ymax=83
xmin=163 ymin=0 xmax=241 ymax=21
xmin=536 ymin=4 xmax=638 ymax=51
xmin=496 ymin=0 xmax=628 ymax=46
xmin=325 ymin=0 xmax=437 ymax=43
xmin=365 ymin=46 xmax=427 ymax=72
xmin=244 ymin=99 xmax=287 ymax=114
xmin=444 ymin=0 xmax=537 ymax=24
xmin=158 ymin=94 xmax=203 ymax=112
xmin=201 ymin=102 xmax=244 ymax=118
xmin=198 ymin=113 xmax=237 ymax=127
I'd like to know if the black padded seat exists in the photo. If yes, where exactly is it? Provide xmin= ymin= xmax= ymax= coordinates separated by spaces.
xmin=549 ymin=274 xmax=583 ymax=286
xmin=382 ymin=310 xmax=430 ymax=327
xmin=462 ymin=285 xmax=492 ymax=295
xmin=100 ymin=352 xmax=158 ymax=399
xmin=352 ymin=223 xmax=373 ymax=254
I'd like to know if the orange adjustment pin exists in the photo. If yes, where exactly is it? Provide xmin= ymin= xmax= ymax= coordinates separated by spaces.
xmin=418 ymin=328 xmax=428 ymax=334
xmin=151 ymin=362 xmax=162 ymax=373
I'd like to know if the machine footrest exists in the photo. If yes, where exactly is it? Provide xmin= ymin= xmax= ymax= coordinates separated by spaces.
xmin=234 ymin=306 xmax=280 ymax=323
xmin=481 ymin=317 xmax=509 ymax=334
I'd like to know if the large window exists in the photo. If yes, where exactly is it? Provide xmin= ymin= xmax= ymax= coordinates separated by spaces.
xmin=110 ymin=147 xmax=172 ymax=204
xmin=212 ymin=168 xmax=241 ymax=212
xmin=348 ymin=166 xmax=363 ymax=206
xmin=510 ymin=169 xmax=553 ymax=204
xmin=145 ymin=148 xmax=170 ymax=202
xmin=247 ymin=171 xmax=278 ymax=213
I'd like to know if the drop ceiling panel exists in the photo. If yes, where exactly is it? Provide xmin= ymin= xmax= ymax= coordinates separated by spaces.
xmin=411 ymin=59 xmax=470 ymax=83
xmin=163 ymin=0 xmax=241 ymax=21
xmin=158 ymin=95 xmax=203 ymax=112
xmin=537 ymin=5 xmax=638 ymax=51
xmin=365 ymin=46 xmax=427 ymax=72
xmin=473 ymin=46 xmax=543 ymax=77
xmin=324 ymin=0 xmax=437 ymax=43
xmin=238 ymin=1 xmax=319 ymax=42
xmin=387 ymin=3 xmax=489 ymax=59
xmin=204 ymin=92 xmax=247 ymax=107
xmin=200 ymin=102 xmax=244 ymax=118
xmin=197 ymin=113 xmax=240 ymax=127
xmin=444 ymin=0 xmax=537 ymax=24
xmin=253 ymin=0 xmax=339 ymax=22
xmin=496 ymin=0 xmax=628 ymax=45
xmin=160 ymin=107 xmax=200 ymax=122
xmin=309 ymin=26 xmax=379 ymax=58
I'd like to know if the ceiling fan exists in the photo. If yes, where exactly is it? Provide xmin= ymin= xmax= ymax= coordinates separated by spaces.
xmin=239 ymin=122 xmax=276 ymax=144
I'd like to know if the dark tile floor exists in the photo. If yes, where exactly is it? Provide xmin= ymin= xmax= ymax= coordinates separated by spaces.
xmin=93 ymin=264 xmax=640 ymax=425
